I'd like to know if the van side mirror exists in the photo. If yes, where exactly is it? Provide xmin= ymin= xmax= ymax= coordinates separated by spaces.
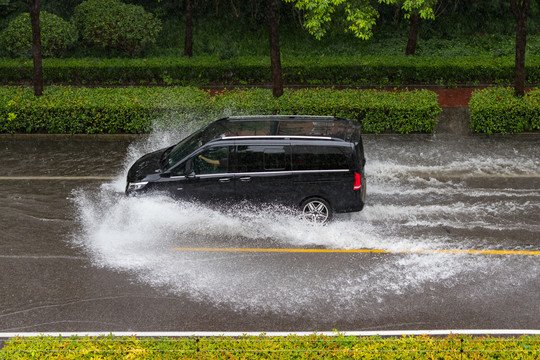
xmin=185 ymin=159 xmax=196 ymax=179
xmin=160 ymin=172 xmax=171 ymax=178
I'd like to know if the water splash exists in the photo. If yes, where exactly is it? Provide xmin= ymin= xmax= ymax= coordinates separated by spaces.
xmin=72 ymin=133 xmax=540 ymax=318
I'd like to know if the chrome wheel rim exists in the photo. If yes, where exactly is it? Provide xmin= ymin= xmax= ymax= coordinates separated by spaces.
xmin=302 ymin=200 xmax=329 ymax=223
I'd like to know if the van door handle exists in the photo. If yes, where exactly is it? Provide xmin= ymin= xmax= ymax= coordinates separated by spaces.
xmin=239 ymin=177 xmax=251 ymax=182
xmin=219 ymin=178 xmax=232 ymax=183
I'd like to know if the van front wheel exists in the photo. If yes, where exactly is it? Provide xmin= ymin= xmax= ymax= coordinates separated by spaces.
xmin=301 ymin=198 xmax=333 ymax=223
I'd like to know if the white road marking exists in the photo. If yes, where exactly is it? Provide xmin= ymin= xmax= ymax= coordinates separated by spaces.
xmin=1 ymin=330 xmax=539 ymax=338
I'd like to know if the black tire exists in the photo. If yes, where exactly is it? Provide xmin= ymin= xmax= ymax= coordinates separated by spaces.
xmin=300 ymin=198 xmax=333 ymax=223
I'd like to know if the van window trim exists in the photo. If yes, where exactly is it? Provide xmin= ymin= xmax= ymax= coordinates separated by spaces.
xmin=292 ymin=169 xmax=350 ymax=174
xmin=233 ymin=169 xmax=349 ymax=177
xmin=195 ymin=173 xmax=232 ymax=179
xmin=235 ymin=171 xmax=292 ymax=177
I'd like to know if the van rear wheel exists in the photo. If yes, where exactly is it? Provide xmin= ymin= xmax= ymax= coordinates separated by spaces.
xmin=301 ymin=198 xmax=333 ymax=223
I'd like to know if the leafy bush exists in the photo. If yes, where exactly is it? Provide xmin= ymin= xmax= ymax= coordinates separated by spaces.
xmin=0 ymin=12 xmax=77 ymax=58
xmin=0 ymin=86 xmax=441 ymax=134
xmin=469 ymin=87 xmax=540 ymax=134
xmin=214 ymin=88 xmax=441 ymax=134
xmin=0 ymin=55 xmax=539 ymax=86
xmin=0 ymin=86 xmax=212 ymax=134
xmin=72 ymin=0 xmax=161 ymax=56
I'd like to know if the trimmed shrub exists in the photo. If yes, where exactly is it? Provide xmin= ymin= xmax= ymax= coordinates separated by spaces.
xmin=469 ymin=87 xmax=540 ymax=134
xmin=0 ymin=55 xmax=539 ymax=86
xmin=214 ymin=88 xmax=442 ymax=134
xmin=0 ymin=12 xmax=77 ymax=58
xmin=0 ymin=86 xmax=441 ymax=134
xmin=72 ymin=0 xmax=161 ymax=56
xmin=0 ymin=86 xmax=211 ymax=134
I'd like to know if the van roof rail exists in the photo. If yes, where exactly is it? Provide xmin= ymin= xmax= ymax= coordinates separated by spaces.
xmin=225 ymin=115 xmax=344 ymax=120
xmin=219 ymin=135 xmax=339 ymax=141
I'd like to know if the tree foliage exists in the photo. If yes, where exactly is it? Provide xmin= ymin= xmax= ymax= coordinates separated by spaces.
xmin=0 ymin=11 xmax=77 ymax=58
xmin=284 ymin=0 xmax=436 ymax=40
xmin=73 ymin=0 xmax=161 ymax=56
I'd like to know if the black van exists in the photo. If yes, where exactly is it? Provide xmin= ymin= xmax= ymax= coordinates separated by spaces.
xmin=126 ymin=116 xmax=366 ymax=222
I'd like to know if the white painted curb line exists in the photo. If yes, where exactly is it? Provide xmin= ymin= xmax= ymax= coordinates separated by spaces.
xmin=1 ymin=330 xmax=540 ymax=338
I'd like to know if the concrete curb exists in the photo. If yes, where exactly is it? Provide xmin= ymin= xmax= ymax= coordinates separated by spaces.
xmin=435 ymin=107 xmax=472 ymax=135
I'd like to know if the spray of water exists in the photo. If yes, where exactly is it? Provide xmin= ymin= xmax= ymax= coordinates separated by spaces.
xmin=72 ymin=131 xmax=540 ymax=318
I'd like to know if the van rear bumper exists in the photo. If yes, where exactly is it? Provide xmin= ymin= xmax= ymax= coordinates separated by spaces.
xmin=335 ymin=203 xmax=365 ymax=213
xmin=334 ymin=188 xmax=365 ymax=213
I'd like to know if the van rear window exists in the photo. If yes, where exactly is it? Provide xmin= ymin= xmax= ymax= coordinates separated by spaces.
xmin=293 ymin=146 xmax=349 ymax=171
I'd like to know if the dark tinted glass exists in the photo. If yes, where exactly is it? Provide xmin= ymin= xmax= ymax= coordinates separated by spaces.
xmin=237 ymin=145 xmax=288 ymax=172
xmin=167 ymin=128 xmax=205 ymax=168
xmin=264 ymin=147 xmax=287 ymax=170
xmin=192 ymin=146 xmax=229 ymax=174
xmin=220 ymin=119 xmax=359 ymax=140
xmin=293 ymin=146 xmax=349 ymax=171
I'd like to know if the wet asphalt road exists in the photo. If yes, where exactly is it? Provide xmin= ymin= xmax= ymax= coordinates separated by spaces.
xmin=0 ymin=134 xmax=539 ymax=334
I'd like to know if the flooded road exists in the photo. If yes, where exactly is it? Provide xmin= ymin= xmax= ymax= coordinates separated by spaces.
xmin=0 ymin=133 xmax=539 ymax=332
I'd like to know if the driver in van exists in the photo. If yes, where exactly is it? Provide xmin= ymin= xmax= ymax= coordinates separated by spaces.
xmin=198 ymin=154 xmax=221 ymax=167
xmin=196 ymin=147 xmax=228 ymax=173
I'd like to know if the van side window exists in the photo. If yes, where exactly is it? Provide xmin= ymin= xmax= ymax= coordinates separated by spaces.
xmin=293 ymin=145 xmax=349 ymax=171
xmin=264 ymin=147 xmax=287 ymax=170
xmin=237 ymin=145 xmax=288 ymax=172
xmin=192 ymin=146 xmax=229 ymax=174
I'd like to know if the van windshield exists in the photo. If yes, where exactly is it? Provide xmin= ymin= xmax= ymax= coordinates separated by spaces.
xmin=165 ymin=129 xmax=205 ymax=169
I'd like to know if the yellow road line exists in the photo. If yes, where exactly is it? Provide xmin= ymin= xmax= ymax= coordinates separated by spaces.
xmin=170 ymin=247 xmax=540 ymax=256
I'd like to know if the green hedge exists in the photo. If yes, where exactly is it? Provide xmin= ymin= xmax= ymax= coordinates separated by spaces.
xmin=0 ymin=55 xmax=539 ymax=86
xmin=215 ymin=88 xmax=441 ymax=134
xmin=1 ymin=334 xmax=539 ymax=359
xmin=0 ymin=86 xmax=212 ymax=133
xmin=469 ymin=87 xmax=540 ymax=134
xmin=0 ymin=86 xmax=441 ymax=134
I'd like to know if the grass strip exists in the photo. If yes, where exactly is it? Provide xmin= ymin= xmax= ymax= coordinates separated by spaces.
xmin=1 ymin=334 xmax=539 ymax=359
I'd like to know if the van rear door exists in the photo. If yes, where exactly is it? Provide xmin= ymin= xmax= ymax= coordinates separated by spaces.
xmin=291 ymin=143 xmax=355 ymax=211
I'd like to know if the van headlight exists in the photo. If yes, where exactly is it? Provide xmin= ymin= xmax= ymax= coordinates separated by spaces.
xmin=127 ymin=181 xmax=148 ymax=191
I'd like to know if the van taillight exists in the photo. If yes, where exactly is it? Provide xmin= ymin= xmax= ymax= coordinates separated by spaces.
xmin=354 ymin=173 xmax=361 ymax=190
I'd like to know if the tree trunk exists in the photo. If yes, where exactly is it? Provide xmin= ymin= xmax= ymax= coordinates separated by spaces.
xmin=268 ymin=0 xmax=283 ymax=98
xmin=29 ymin=0 xmax=43 ymax=96
xmin=405 ymin=13 xmax=420 ymax=56
xmin=184 ymin=0 xmax=194 ymax=57
xmin=510 ymin=0 xmax=530 ymax=97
